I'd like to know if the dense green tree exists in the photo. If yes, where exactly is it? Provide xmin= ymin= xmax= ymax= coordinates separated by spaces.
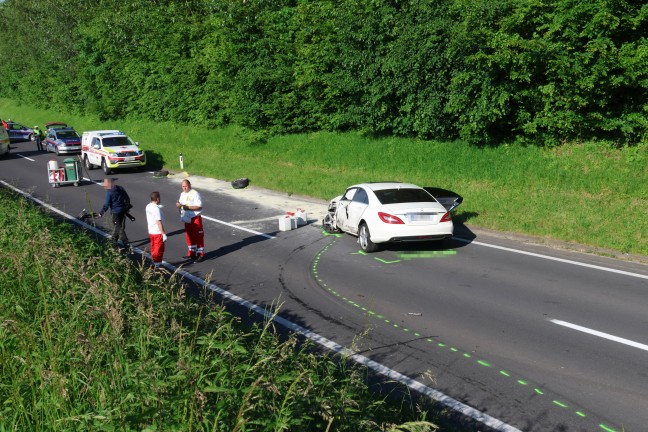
xmin=0 ymin=0 xmax=645 ymax=145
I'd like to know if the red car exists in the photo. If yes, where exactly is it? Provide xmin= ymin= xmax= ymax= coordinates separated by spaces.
xmin=45 ymin=122 xmax=70 ymax=131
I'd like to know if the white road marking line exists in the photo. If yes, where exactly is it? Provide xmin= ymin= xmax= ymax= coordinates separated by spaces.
xmin=201 ymin=215 xmax=275 ymax=239
xmin=3 ymin=177 xmax=522 ymax=432
xmin=550 ymin=319 xmax=648 ymax=352
xmin=16 ymin=153 xmax=36 ymax=161
xmin=454 ymin=237 xmax=648 ymax=280
xmin=229 ymin=215 xmax=284 ymax=224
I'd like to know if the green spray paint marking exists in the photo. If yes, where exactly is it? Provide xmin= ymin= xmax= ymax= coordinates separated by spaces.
xmin=311 ymin=237 xmax=613 ymax=431
xmin=398 ymin=250 xmax=457 ymax=259
xmin=374 ymin=257 xmax=401 ymax=264
xmin=321 ymin=230 xmax=343 ymax=238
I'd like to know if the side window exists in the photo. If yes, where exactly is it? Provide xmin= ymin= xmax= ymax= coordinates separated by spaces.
xmin=352 ymin=188 xmax=369 ymax=204
xmin=342 ymin=188 xmax=357 ymax=201
xmin=92 ymin=137 xmax=100 ymax=147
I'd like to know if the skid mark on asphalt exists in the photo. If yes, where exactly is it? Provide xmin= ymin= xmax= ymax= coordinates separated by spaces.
xmin=312 ymin=236 xmax=621 ymax=432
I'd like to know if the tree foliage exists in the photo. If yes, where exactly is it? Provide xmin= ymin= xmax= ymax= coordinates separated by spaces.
xmin=0 ymin=0 xmax=645 ymax=146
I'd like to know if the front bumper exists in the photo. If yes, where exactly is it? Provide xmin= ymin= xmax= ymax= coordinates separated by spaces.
xmin=106 ymin=154 xmax=147 ymax=169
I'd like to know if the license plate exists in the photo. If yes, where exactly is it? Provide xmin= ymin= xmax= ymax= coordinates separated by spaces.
xmin=408 ymin=213 xmax=434 ymax=221
xmin=124 ymin=156 xmax=135 ymax=161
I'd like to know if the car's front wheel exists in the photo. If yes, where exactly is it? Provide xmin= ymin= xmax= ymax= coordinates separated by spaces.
xmin=322 ymin=213 xmax=342 ymax=234
xmin=101 ymin=158 xmax=112 ymax=175
xmin=358 ymin=223 xmax=379 ymax=252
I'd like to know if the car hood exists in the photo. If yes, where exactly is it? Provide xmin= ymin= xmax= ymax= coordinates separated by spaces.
xmin=104 ymin=145 xmax=139 ymax=153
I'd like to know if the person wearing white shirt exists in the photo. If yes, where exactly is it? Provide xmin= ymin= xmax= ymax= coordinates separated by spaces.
xmin=175 ymin=179 xmax=205 ymax=262
xmin=146 ymin=191 xmax=167 ymax=269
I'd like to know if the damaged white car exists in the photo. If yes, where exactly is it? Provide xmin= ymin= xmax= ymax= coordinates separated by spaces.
xmin=322 ymin=182 xmax=463 ymax=252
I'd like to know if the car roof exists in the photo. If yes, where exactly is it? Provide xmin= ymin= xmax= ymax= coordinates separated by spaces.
xmin=350 ymin=182 xmax=423 ymax=191
xmin=45 ymin=122 xmax=68 ymax=127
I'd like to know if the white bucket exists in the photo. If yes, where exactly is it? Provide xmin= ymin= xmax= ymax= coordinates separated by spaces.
xmin=295 ymin=208 xmax=308 ymax=226
xmin=48 ymin=160 xmax=59 ymax=171
xmin=278 ymin=216 xmax=293 ymax=231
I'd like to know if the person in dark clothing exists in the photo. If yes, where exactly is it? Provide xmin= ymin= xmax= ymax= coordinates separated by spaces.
xmin=99 ymin=178 xmax=131 ymax=248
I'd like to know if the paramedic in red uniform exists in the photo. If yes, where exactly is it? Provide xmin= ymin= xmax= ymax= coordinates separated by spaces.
xmin=175 ymin=179 xmax=205 ymax=262
xmin=146 ymin=191 xmax=167 ymax=269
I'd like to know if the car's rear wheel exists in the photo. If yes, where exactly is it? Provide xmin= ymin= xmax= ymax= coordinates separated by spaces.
xmin=101 ymin=158 xmax=112 ymax=175
xmin=84 ymin=155 xmax=94 ymax=170
xmin=358 ymin=223 xmax=379 ymax=252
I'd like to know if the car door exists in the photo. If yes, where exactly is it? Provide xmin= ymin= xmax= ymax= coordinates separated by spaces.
xmin=90 ymin=137 xmax=102 ymax=164
xmin=335 ymin=187 xmax=358 ymax=232
xmin=46 ymin=130 xmax=55 ymax=152
xmin=344 ymin=187 xmax=369 ymax=235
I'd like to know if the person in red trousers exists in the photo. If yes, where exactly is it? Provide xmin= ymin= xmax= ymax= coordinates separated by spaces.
xmin=146 ymin=191 xmax=167 ymax=269
xmin=175 ymin=179 xmax=205 ymax=262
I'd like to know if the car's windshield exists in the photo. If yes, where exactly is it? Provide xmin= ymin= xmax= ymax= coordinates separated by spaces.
xmin=58 ymin=130 xmax=79 ymax=139
xmin=102 ymin=136 xmax=133 ymax=147
xmin=374 ymin=188 xmax=437 ymax=205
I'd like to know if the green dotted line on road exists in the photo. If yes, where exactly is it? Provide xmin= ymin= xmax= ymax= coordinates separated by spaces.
xmin=312 ymin=237 xmax=620 ymax=432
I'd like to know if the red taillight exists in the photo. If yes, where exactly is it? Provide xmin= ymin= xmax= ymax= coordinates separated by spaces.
xmin=378 ymin=212 xmax=404 ymax=224
xmin=440 ymin=212 xmax=452 ymax=222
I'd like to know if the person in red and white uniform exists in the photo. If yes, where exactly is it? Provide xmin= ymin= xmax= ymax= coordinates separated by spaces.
xmin=175 ymin=179 xmax=205 ymax=262
xmin=146 ymin=191 xmax=167 ymax=269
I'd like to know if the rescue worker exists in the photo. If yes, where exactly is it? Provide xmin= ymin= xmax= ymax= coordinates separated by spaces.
xmin=34 ymin=126 xmax=45 ymax=151
xmin=175 ymin=179 xmax=205 ymax=262
xmin=99 ymin=178 xmax=132 ymax=250
xmin=146 ymin=191 xmax=167 ymax=269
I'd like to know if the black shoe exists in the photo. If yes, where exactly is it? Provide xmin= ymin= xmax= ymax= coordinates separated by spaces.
xmin=194 ymin=256 xmax=205 ymax=263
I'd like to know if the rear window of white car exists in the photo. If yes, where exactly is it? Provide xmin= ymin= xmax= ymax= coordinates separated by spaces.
xmin=375 ymin=188 xmax=437 ymax=205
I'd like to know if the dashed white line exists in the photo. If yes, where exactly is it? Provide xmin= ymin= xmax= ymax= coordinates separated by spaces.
xmin=550 ymin=319 xmax=648 ymax=352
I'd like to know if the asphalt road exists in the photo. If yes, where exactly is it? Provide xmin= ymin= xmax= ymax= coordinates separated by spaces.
xmin=3 ymin=140 xmax=648 ymax=431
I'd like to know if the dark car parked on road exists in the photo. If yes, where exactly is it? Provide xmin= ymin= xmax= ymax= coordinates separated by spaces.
xmin=5 ymin=122 xmax=34 ymax=142
xmin=45 ymin=127 xmax=82 ymax=155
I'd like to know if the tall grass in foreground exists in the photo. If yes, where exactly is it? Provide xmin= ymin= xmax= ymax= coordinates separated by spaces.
xmin=0 ymin=188 xmax=440 ymax=431
xmin=2 ymin=99 xmax=646 ymax=255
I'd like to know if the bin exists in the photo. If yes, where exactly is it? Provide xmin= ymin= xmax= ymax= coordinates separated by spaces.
xmin=63 ymin=158 xmax=78 ymax=182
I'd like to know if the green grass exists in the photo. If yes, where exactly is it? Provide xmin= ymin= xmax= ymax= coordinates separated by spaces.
xmin=2 ymin=98 xmax=646 ymax=256
xmin=0 ymin=188 xmax=445 ymax=431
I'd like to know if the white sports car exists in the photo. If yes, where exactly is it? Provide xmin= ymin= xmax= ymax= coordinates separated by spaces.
xmin=322 ymin=182 xmax=463 ymax=252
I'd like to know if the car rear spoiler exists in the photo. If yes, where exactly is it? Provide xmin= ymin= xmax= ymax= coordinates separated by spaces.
xmin=424 ymin=187 xmax=463 ymax=212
